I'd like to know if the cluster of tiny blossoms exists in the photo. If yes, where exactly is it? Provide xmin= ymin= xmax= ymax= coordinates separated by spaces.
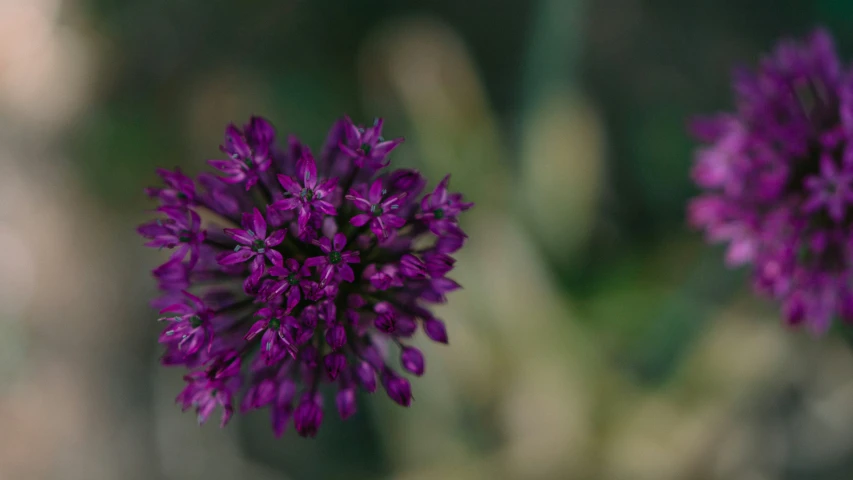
xmin=138 ymin=116 xmax=471 ymax=437
xmin=689 ymin=29 xmax=853 ymax=333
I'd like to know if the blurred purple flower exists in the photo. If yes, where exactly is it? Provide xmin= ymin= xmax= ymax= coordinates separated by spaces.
xmin=689 ymin=28 xmax=853 ymax=333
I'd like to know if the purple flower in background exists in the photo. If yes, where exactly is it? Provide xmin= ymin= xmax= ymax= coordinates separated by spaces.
xmin=689 ymin=28 xmax=853 ymax=333
xmin=804 ymin=153 xmax=853 ymax=221
xmin=339 ymin=117 xmax=404 ymax=169
xmin=139 ymin=115 xmax=472 ymax=437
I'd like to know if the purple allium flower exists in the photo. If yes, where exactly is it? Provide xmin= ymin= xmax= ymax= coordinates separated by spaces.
xmin=689 ymin=28 xmax=853 ymax=333
xmin=423 ymin=317 xmax=449 ymax=344
xmin=339 ymin=117 xmax=404 ymax=169
xmin=263 ymin=258 xmax=311 ymax=308
xmin=381 ymin=370 xmax=412 ymax=407
xmin=158 ymin=291 xmax=214 ymax=357
xmin=304 ymin=233 xmax=360 ymax=285
xmin=400 ymin=346 xmax=425 ymax=376
xmin=416 ymin=175 xmax=473 ymax=235
xmin=804 ymin=153 xmax=853 ymax=221
xmin=336 ymin=387 xmax=357 ymax=420
xmin=145 ymin=168 xmax=197 ymax=207
xmin=177 ymin=352 xmax=242 ymax=427
xmin=217 ymin=208 xmax=285 ymax=277
xmin=245 ymin=307 xmax=298 ymax=365
xmin=293 ymin=393 xmax=323 ymax=437
xmin=272 ymin=152 xmax=338 ymax=233
xmin=346 ymin=178 xmax=408 ymax=240
xmin=138 ymin=207 xmax=205 ymax=267
xmin=208 ymin=117 xmax=275 ymax=190
xmin=139 ymin=115 xmax=471 ymax=437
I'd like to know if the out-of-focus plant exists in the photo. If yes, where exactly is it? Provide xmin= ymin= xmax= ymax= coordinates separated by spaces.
xmin=688 ymin=28 xmax=853 ymax=334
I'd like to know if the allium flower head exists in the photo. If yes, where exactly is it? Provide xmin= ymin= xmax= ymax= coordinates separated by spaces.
xmin=140 ymin=115 xmax=471 ymax=436
xmin=689 ymin=28 xmax=853 ymax=333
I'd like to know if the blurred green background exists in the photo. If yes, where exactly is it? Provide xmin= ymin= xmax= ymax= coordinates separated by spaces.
xmin=4 ymin=0 xmax=853 ymax=479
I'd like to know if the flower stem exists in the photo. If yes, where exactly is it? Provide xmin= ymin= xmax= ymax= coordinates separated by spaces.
xmin=257 ymin=180 xmax=275 ymax=205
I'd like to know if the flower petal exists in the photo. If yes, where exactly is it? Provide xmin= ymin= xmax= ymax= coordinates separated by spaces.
xmin=223 ymin=228 xmax=253 ymax=245
xmin=277 ymin=174 xmax=302 ymax=195
xmin=384 ymin=214 xmax=407 ymax=229
xmin=350 ymin=214 xmax=371 ymax=227
xmin=304 ymin=256 xmax=326 ymax=268
xmin=285 ymin=258 xmax=300 ymax=272
xmin=297 ymin=152 xmax=318 ymax=188
xmin=342 ymin=116 xmax=361 ymax=144
xmin=251 ymin=208 xmax=267 ymax=238
xmin=272 ymin=197 xmax=300 ymax=211
xmin=320 ymin=264 xmax=335 ymax=284
xmin=286 ymin=287 xmax=301 ymax=312
xmin=266 ymin=229 xmax=285 ymax=247
xmin=333 ymin=233 xmax=347 ymax=251
xmin=372 ymin=138 xmax=403 ymax=158
xmin=346 ymin=191 xmax=372 ymax=211
xmin=217 ymin=249 xmax=254 ymax=265
xmin=368 ymin=178 xmax=384 ymax=204
xmin=208 ymin=160 xmax=241 ymax=174
xmin=338 ymin=264 xmax=355 ymax=283
xmin=313 ymin=200 xmax=337 ymax=216
xmin=265 ymin=249 xmax=283 ymax=267
xmin=245 ymin=320 xmax=268 ymax=340
xmin=315 ymin=178 xmax=338 ymax=198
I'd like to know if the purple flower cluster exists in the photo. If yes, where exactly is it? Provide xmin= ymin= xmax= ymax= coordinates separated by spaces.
xmin=139 ymin=116 xmax=471 ymax=436
xmin=689 ymin=29 xmax=853 ymax=333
